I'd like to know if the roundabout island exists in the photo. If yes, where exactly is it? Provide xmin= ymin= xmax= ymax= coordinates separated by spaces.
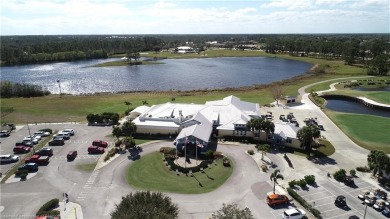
xmin=125 ymin=149 xmax=234 ymax=194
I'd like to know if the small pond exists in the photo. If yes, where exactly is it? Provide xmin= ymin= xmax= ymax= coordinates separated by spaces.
xmin=324 ymin=98 xmax=390 ymax=118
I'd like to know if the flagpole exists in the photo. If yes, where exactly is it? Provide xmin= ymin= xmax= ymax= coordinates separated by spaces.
xmin=196 ymin=139 xmax=198 ymax=166
xmin=185 ymin=135 xmax=187 ymax=169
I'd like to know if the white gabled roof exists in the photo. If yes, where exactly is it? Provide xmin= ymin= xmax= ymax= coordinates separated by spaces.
xmin=274 ymin=123 xmax=300 ymax=139
xmin=131 ymin=105 xmax=151 ymax=114
xmin=176 ymin=112 xmax=212 ymax=142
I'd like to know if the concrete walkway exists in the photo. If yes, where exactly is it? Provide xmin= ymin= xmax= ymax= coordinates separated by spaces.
xmin=58 ymin=201 xmax=83 ymax=219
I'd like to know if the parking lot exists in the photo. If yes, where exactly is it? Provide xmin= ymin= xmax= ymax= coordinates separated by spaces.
xmin=296 ymin=177 xmax=386 ymax=219
xmin=0 ymin=123 xmax=112 ymax=178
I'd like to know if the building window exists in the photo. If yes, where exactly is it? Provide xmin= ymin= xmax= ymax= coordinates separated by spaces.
xmin=286 ymin=138 xmax=292 ymax=144
xmin=233 ymin=130 xmax=235 ymax=135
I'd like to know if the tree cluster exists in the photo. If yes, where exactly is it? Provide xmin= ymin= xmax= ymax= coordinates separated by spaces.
xmin=0 ymin=80 xmax=50 ymax=98
xmin=112 ymin=121 xmax=137 ymax=139
xmin=86 ymin=112 xmax=119 ymax=125
xmin=368 ymin=150 xmax=390 ymax=177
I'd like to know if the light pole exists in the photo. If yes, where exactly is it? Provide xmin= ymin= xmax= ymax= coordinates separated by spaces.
xmin=363 ymin=202 xmax=368 ymax=219
xmin=26 ymin=123 xmax=35 ymax=154
xmin=57 ymin=79 xmax=62 ymax=97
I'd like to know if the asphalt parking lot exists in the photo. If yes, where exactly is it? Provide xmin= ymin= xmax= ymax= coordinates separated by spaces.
xmin=296 ymin=177 xmax=386 ymax=219
xmin=0 ymin=123 xmax=112 ymax=177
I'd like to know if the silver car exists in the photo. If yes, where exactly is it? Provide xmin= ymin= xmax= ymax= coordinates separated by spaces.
xmin=0 ymin=154 xmax=20 ymax=163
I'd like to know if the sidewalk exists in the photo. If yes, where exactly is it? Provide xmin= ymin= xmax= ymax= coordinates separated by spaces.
xmin=58 ymin=201 xmax=83 ymax=219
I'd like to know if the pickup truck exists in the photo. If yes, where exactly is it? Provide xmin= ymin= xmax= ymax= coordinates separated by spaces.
xmin=25 ymin=155 xmax=50 ymax=165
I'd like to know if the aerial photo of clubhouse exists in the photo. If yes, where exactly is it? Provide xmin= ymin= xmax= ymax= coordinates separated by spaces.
xmin=128 ymin=95 xmax=301 ymax=152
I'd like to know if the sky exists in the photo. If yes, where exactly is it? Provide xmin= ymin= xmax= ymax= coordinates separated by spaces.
xmin=1 ymin=0 xmax=389 ymax=35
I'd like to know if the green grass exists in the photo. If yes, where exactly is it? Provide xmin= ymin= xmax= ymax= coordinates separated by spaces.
xmin=75 ymin=161 xmax=97 ymax=172
xmin=126 ymin=152 xmax=233 ymax=194
xmin=326 ymin=111 xmax=390 ymax=153
xmin=134 ymin=138 xmax=153 ymax=145
xmin=281 ymin=139 xmax=335 ymax=158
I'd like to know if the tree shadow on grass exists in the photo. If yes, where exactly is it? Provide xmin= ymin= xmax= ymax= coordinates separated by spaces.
xmin=192 ymin=174 xmax=203 ymax=187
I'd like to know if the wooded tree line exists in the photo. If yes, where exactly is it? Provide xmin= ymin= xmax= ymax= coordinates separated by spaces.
xmin=1 ymin=34 xmax=388 ymax=75
xmin=0 ymin=80 xmax=50 ymax=98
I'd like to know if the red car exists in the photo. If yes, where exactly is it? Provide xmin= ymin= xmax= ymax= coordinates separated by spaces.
xmin=92 ymin=140 xmax=108 ymax=148
xmin=67 ymin=151 xmax=77 ymax=161
xmin=88 ymin=146 xmax=105 ymax=154
xmin=13 ymin=146 xmax=31 ymax=154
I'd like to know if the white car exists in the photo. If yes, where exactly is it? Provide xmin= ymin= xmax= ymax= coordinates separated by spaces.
xmin=23 ymin=137 xmax=39 ymax=144
xmin=282 ymin=208 xmax=306 ymax=219
xmin=0 ymin=154 xmax=20 ymax=163
xmin=61 ymin=129 xmax=75 ymax=136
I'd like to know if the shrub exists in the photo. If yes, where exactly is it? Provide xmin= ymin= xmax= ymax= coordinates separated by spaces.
xmin=213 ymin=151 xmax=224 ymax=159
xmin=15 ymin=169 xmax=29 ymax=177
xmin=288 ymin=180 xmax=297 ymax=188
xmin=104 ymin=148 xmax=117 ymax=162
xmin=333 ymin=169 xmax=347 ymax=182
xmin=205 ymin=150 xmax=214 ymax=160
xmin=36 ymin=199 xmax=59 ymax=216
xmin=356 ymin=166 xmax=371 ymax=172
xmin=115 ymin=139 xmax=122 ymax=147
xmin=165 ymin=156 xmax=209 ymax=174
xmin=261 ymin=165 xmax=268 ymax=172
xmin=304 ymin=175 xmax=316 ymax=185
xmin=160 ymin=147 xmax=176 ymax=156
xmin=350 ymin=169 xmax=356 ymax=177
xmin=248 ymin=150 xmax=254 ymax=155
xmin=298 ymin=179 xmax=307 ymax=188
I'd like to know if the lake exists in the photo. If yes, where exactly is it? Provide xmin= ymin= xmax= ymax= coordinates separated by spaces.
xmin=0 ymin=57 xmax=312 ymax=94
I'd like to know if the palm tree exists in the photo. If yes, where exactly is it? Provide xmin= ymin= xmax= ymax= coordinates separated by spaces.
xmin=258 ymin=144 xmax=270 ymax=160
xmin=270 ymin=169 xmax=284 ymax=194
xmin=261 ymin=120 xmax=275 ymax=143
xmin=368 ymin=150 xmax=390 ymax=177
xmin=112 ymin=126 xmax=122 ymax=140
xmin=246 ymin=118 xmax=263 ymax=143
xmin=296 ymin=125 xmax=320 ymax=156
xmin=124 ymin=101 xmax=132 ymax=110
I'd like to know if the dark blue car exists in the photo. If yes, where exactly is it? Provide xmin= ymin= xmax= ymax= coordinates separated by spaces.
xmin=383 ymin=207 xmax=390 ymax=217
xmin=18 ymin=163 xmax=38 ymax=172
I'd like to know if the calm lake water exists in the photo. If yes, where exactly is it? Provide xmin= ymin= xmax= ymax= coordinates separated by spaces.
xmin=324 ymin=98 xmax=390 ymax=118
xmin=0 ymin=57 xmax=312 ymax=94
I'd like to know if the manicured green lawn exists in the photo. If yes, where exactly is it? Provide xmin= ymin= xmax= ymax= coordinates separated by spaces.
xmin=326 ymin=112 xmax=390 ymax=153
xmin=367 ymin=92 xmax=390 ymax=104
xmin=134 ymin=138 xmax=154 ymax=145
xmin=126 ymin=152 xmax=233 ymax=194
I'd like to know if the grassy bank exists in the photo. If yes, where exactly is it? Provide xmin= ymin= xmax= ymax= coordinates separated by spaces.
xmin=126 ymin=151 xmax=233 ymax=194
xmin=325 ymin=111 xmax=390 ymax=153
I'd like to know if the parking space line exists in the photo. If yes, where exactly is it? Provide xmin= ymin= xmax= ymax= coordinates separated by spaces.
xmin=314 ymin=202 xmax=334 ymax=208
xmin=311 ymin=195 xmax=335 ymax=202
xmin=300 ymin=190 xmax=330 ymax=198
xmin=325 ymin=211 xmax=362 ymax=219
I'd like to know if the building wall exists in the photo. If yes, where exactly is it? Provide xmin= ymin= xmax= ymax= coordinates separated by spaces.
xmin=137 ymin=126 xmax=179 ymax=135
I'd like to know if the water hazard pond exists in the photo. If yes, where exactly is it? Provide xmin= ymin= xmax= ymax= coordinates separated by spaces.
xmin=324 ymin=98 xmax=390 ymax=118
xmin=0 ymin=57 xmax=312 ymax=94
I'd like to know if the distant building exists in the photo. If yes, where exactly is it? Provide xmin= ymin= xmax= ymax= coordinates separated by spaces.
xmin=176 ymin=46 xmax=195 ymax=54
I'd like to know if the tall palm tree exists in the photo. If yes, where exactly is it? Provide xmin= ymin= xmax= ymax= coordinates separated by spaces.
xmin=368 ymin=150 xmax=390 ymax=177
xmin=124 ymin=101 xmax=132 ymax=110
xmin=261 ymin=120 xmax=275 ymax=143
xmin=296 ymin=125 xmax=320 ymax=156
xmin=270 ymin=169 xmax=284 ymax=194
xmin=246 ymin=118 xmax=263 ymax=143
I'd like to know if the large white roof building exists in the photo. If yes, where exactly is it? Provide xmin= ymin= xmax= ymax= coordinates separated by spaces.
xmin=131 ymin=96 xmax=261 ymax=144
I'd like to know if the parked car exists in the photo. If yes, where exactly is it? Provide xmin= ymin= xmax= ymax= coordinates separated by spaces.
xmin=279 ymin=115 xmax=286 ymax=120
xmin=266 ymin=194 xmax=289 ymax=206
xmin=53 ymin=133 xmax=70 ymax=140
xmin=15 ymin=141 xmax=34 ymax=147
xmin=25 ymin=155 xmax=50 ymax=165
xmin=18 ymin=163 xmax=38 ymax=172
xmin=92 ymin=140 xmax=108 ymax=148
xmin=49 ymin=137 xmax=65 ymax=146
xmin=0 ymin=154 xmax=20 ymax=163
xmin=35 ymin=148 xmax=53 ymax=156
xmin=344 ymin=176 xmax=355 ymax=186
xmin=2 ymin=123 xmax=15 ymax=130
xmin=34 ymin=131 xmax=50 ymax=137
xmin=365 ymin=194 xmax=377 ymax=206
xmin=335 ymin=195 xmax=347 ymax=207
xmin=0 ymin=130 xmax=11 ymax=137
xmin=282 ymin=208 xmax=306 ymax=219
xmin=67 ymin=151 xmax=77 ymax=161
xmin=349 ymin=216 xmax=360 ymax=219
xmin=88 ymin=146 xmax=105 ymax=154
xmin=13 ymin=146 xmax=31 ymax=154
xmin=358 ymin=190 xmax=371 ymax=200
xmin=382 ymin=207 xmax=390 ymax=217
xmin=62 ymin=129 xmax=75 ymax=136
xmin=373 ymin=199 xmax=386 ymax=211
xmin=374 ymin=189 xmax=388 ymax=200
xmin=23 ymin=137 xmax=38 ymax=144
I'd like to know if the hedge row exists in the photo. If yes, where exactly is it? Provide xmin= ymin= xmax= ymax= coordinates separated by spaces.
xmin=104 ymin=148 xmax=117 ymax=162
xmin=165 ymin=157 xmax=210 ymax=174
xmin=287 ymin=188 xmax=322 ymax=219
xmin=36 ymin=199 xmax=60 ymax=216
